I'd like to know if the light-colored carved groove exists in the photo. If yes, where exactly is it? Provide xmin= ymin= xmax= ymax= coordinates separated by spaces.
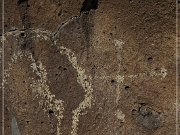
xmin=0 ymin=29 xmax=52 ymax=42
xmin=114 ymin=39 xmax=124 ymax=104
xmin=94 ymin=68 xmax=168 ymax=81
xmin=59 ymin=46 xmax=93 ymax=135
xmin=6 ymin=50 xmax=64 ymax=135
xmin=28 ymin=52 xmax=64 ymax=135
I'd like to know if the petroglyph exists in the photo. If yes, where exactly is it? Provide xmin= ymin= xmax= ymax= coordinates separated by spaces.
xmin=0 ymin=35 xmax=6 ymax=43
xmin=30 ymin=46 xmax=94 ymax=135
xmin=116 ymin=75 xmax=124 ymax=103
xmin=116 ymin=75 xmax=124 ymax=84
xmin=116 ymin=110 xmax=125 ymax=122
xmin=28 ymin=52 xmax=64 ymax=135
xmin=114 ymin=39 xmax=124 ymax=104
xmin=0 ymin=29 xmax=52 ymax=43
xmin=115 ymin=68 xmax=168 ymax=103
xmin=113 ymin=39 xmax=168 ymax=104
xmin=3 ymin=27 xmax=168 ymax=135
xmin=3 ymin=29 xmax=94 ymax=135
xmin=5 ymin=50 xmax=64 ymax=135
xmin=59 ymin=46 xmax=93 ymax=135
xmin=114 ymin=39 xmax=124 ymax=50
xmin=94 ymin=68 xmax=168 ymax=81
xmin=4 ymin=50 xmax=24 ymax=82
xmin=150 ymin=67 xmax=167 ymax=79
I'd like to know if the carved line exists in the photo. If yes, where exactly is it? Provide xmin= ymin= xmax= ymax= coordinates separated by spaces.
xmin=59 ymin=46 xmax=93 ymax=135
xmin=114 ymin=39 xmax=124 ymax=104
xmin=28 ymin=52 xmax=64 ymax=135
xmin=5 ymin=49 xmax=65 ymax=135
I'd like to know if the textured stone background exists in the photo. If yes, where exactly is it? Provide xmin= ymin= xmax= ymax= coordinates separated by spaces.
xmin=0 ymin=0 xmax=178 ymax=135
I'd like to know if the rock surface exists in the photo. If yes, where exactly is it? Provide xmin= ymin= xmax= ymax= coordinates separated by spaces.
xmin=1 ymin=0 xmax=177 ymax=135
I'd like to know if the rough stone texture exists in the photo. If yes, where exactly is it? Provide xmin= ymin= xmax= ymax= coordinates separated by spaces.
xmin=177 ymin=1 xmax=180 ymax=134
xmin=1 ymin=0 xmax=177 ymax=135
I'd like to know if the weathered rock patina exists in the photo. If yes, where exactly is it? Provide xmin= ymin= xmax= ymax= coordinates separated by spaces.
xmin=1 ymin=0 xmax=177 ymax=135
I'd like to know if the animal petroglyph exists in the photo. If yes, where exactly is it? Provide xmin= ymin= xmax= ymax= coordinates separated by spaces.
xmin=2 ymin=28 xmax=168 ymax=135
xmin=3 ymin=29 xmax=93 ymax=135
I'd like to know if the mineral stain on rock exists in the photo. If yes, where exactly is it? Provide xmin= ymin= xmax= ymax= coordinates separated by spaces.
xmin=17 ymin=0 xmax=33 ymax=50
xmin=11 ymin=116 xmax=21 ymax=135
xmin=17 ymin=0 xmax=31 ymax=29
xmin=132 ymin=103 xmax=163 ymax=130
xmin=80 ymin=0 xmax=99 ymax=13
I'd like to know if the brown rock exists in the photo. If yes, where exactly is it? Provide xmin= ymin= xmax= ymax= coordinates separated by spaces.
xmin=2 ymin=0 xmax=177 ymax=135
